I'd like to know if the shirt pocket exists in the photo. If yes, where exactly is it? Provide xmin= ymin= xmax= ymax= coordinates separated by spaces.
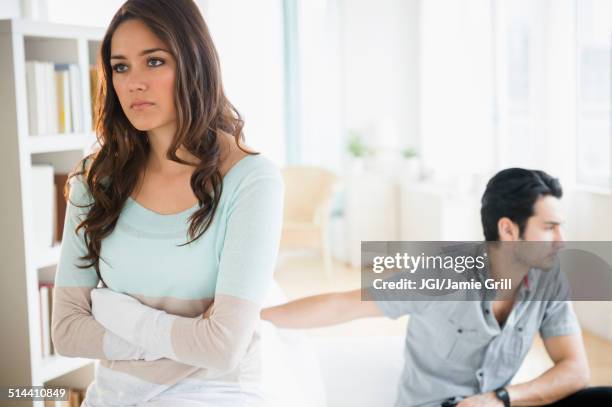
xmin=502 ymin=324 xmax=535 ymax=363
xmin=435 ymin=318 xmax=490 ymax=366
xmin=496 ymin=325 xmax=534 ymax=381
xmin=500 ymin=334 xmax=522 ymax=363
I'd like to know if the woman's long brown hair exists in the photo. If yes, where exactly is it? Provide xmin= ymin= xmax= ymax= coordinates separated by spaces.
xmin=66 ymin=0 xmax=252 ymax=280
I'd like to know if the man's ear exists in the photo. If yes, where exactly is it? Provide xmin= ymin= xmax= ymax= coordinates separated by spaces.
xmin=497 ymin=217 xmax=520 ymax=241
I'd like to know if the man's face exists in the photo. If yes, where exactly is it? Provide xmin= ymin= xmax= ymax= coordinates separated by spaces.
xmin=516 ymin=195 xmax=565 ymax=270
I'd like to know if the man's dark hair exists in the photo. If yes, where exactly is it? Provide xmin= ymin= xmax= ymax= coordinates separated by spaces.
xmin=481 ymin=168 xmax=563 ymax=241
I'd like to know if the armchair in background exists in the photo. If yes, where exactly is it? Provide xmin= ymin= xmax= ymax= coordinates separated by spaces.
xmin=280 ymin=166 xmax=338 ymax=277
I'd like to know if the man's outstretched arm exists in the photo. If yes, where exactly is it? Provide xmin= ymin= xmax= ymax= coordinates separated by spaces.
xmin=261 ymin=288 xmax=383 ymax=328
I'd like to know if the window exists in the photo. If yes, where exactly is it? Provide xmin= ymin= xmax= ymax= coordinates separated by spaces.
xmin=494 ymin=0 xmax=543 ymax=170
xmin=576 ymin=0 xmax=612 ymax=189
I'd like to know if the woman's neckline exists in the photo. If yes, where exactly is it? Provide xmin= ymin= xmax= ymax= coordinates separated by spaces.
xmin=127 ymin=154 xmax=256 ymax=217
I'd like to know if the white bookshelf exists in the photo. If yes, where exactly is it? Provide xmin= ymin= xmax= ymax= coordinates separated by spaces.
xmin=38 ymin=355 xmax=94 ymax=384
xmin=0 ymin=18 xmax=104 ymax=405
xmin=35 ymin=243 xmax=62 ymax=270
xmin=29 ymin=133 xmax=97 ymax=154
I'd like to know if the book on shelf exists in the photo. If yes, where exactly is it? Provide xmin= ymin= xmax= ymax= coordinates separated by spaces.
xmin=39 ymin=282 xmax=54 ymax=357
xmin=31 ymin=165 xmax=56 ymax=252
xmin=69 ymin=65 xmax=83 ymax=133
xmin=54 ymin=173 xmax=69 ymax=243
xmin=89 ymin=66 xmax=98 ymax=129
xmin=25 ymin=62 xmax=44 ymax=135
xmin=25 ymin=61 xmax=83 ymax=136
xmin=45 ymin=63 xmax=57 ymax=134
xmin=55 ymin=67 xmax=71 ymax=134
xmin=31 ymin=167 xmax=71 ymax=252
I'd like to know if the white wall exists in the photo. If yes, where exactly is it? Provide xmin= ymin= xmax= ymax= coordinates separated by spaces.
xmin=339 ymin=0 xmax=420 ymax=157
xmin=570 ymin=192 xmax=612 ymax=241
xmin=30 ymin=0 xmax=209 ymax=27
xmin=46 ymin=0 xmax=124 ymax=26
xmin=288 ymin=0 xmax=421 ymax=172
xmin=205 ymin=0 xmax=285 ymax=166
xmin=566 ymin=189 xmax=612 ymax=340
xmin=420 ymin=0 xmax=495 ymax=180
xmin=0 ymin=0 xmax=20 ymax=18
xmin=297 ymin=0 xmax=344 ymax=172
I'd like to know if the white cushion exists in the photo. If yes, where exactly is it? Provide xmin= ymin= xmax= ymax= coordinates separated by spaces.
xmin=261 ymin=281 xmax=405 ymax=407
xmin=311 ymin=336 xmax=405 ymax=407
xmin=260 ymin=281 xmax=327 ymax=407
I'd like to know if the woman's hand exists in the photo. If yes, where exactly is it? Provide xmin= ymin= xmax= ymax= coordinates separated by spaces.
xmin=91 ymin=288 xmax=164 ymax=361
xmin=91 ymin=288 xmax=169 ymax=361
xmin=91 ymin=288 xmax=143 ymax=335
xmin=90 ymin=287 xmax=153 ymax=343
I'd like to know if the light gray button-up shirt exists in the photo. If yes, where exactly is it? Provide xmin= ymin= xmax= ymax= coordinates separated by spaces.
xmin=368 ymin=253 xmax=581 ymax=407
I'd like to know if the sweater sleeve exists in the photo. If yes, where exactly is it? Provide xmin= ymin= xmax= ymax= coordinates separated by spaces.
xmin=51 ymin=173 xmax=155 ymax=361
xmin=91 ymin=165 xmax=284 ymax=372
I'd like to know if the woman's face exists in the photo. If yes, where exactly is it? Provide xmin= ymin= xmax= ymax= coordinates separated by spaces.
xmin=110 ymin=19 xmax=176 ymax=132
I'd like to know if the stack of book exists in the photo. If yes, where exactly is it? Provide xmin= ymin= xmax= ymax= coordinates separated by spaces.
xmin=25 ymin=61 xmax=83 ymax=136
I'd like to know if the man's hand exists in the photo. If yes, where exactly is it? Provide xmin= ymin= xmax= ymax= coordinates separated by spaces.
xmin=457 ymin=392 xmax=503 ymax=407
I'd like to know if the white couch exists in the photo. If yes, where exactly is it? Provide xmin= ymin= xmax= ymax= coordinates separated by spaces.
xmin=261 ymin=322 xmax=404 ymax=407
xmin=311 ymin=335 xmax=405 ymax=407
xmin=262 ymin=282 xmax=405 ymax=407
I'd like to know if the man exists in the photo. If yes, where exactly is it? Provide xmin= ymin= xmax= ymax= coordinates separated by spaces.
xmin=262 ymin=168 xmax=612 ymax=406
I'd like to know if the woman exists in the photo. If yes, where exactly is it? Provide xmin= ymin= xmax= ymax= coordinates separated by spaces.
xmin=51 ymin=1 xmax=283 ymax=405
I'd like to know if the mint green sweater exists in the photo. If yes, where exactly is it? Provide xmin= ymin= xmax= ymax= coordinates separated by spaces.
xmin=52 ymin=154 xmax=283 ymax=406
